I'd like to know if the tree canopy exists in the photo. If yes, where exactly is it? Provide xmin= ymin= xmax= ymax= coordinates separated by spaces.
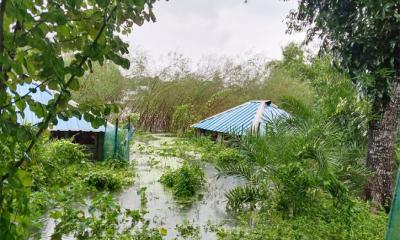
xmin=288 ymin=0 xmax=400 ymax=209
xmin=288 ymin=0 xmax=400 ymax=105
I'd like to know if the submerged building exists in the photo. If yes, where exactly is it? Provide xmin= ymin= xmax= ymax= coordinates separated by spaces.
xmin=192 ymin=100 xmax=289 ymax=140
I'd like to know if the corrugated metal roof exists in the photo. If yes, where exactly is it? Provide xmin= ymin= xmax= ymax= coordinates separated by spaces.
xmin=192 ymin=100 xmax=289 ymax=135
xmin=15 ymin=82 xmax=106 ymax=132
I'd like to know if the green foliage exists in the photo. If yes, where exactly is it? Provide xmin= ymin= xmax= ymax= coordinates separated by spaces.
xmin=85 ymin=171 xmax=123 ymax=191
xmin=188 ymin=54 xmax=384 ymax=238
xmin=123 ymin=47 xmax=313 ymax=132
xmin=47 ymin=139 xmax=88 ymax=165
xmin=225 ymin=185 xmax=266 ymax=213
xmin=214 ymin=148 xmax=246 ymax=167
xmin=14 ymin=138 xmax=136 ymax=238
xmin=218 ymin=200 xmax=387 ymax=240
xmin=176 ymin=220 xmax=201 ymax=240
xmin=29 ymin=138 xmax=88 ymax=190
xmin=160 ymin=162 xmax=205 ymax=199
xmin=288 ymin=0 xmax=399 ymax=104
xmin=106 ymin=157 xmax=130 ymax=169
xmin=171 ymin=104 xmax=197 ymax=136
xmin=50 ymin=193 xmax=163 ymax=240
xmin=138 ymin=187 xmax=148 ymax=208
xmin=223 ymin=75 xmax=368 ymax=216
xmin=72 ymin=62 xmax=130 ymax=107
xmin=0 ymin=0 xmax=158 ymax=237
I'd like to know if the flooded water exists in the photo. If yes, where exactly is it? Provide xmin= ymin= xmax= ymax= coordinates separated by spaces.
xmin=119 ymin=134 xmax=244 ymax=239
xmin=40 ymin=134 xmax=244 ymax=239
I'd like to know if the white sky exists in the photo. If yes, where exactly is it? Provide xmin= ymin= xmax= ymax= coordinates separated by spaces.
xmin=125 ymin=0 xmax=305 ymax=63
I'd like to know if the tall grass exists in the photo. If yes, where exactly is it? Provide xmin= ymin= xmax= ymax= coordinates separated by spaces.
xmin=72 ymin=44 xmax=314 ymax=132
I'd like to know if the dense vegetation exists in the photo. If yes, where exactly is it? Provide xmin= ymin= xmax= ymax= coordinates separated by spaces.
xmin=1 ymin=0 xmax=398 ymax=238
xmin=19 ymin=136 xmax=165 ymax=239
xmin=0 ymin=0 xmax=158 ymax=238
xmin=288 ymin=0 xmax=400 ymax=210
xmin=74 ymin=44 xmax=313 ymax=132
xmin=184 ymin=60 xmax=388 ymax=237
xmin=69 ymin=42 xmax=390 ymax=238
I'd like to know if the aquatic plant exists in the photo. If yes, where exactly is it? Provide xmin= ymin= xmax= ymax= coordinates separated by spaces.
xmin=160 ymin=162 xmax=205 ymax=199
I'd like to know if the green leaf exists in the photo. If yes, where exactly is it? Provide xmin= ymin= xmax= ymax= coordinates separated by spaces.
xmin=69 ymin=78 xmax=80 ymax=91
xmin=16 ymin=170 xmax=32 ymax=187
xmin=95 ymin=0 xmax=110 ymax=8
xmin=107 ymin=52 xmax=130 ymax=69
xmin=40 ymin=10 xmax=67 ymax=24
xmin=133 ymin=0 xmax=146 ymax=8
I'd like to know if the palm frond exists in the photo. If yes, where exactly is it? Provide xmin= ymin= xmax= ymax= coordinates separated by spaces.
xmin=225 ymin=185 xmax=266 ymax=213
xmin=217 ymin=162 xmax=255 ymax=181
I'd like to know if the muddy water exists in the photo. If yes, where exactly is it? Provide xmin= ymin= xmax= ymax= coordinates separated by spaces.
xmin=118 ymin=134 xmax=245 ymax=239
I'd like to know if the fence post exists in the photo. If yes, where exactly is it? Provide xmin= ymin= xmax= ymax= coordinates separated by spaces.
xmin=386 ymin=167 xmax=400 ymax=240
xmin=113 ymin=118 xmax=119 ymax=159
xmin=103 ymin=122 xmax=108 ymax=161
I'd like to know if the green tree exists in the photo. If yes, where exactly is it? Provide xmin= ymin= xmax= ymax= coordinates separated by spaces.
xmin=0 ymin=0 xmax=157 ymax=238
xmin=288 ymin=0 xmax=400 ymax=210
xmin=72 ymin=61 xmax=129 ymax=106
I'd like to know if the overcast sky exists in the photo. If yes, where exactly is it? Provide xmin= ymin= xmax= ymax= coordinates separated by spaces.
xmin=125 ymin=0 xmax=305 ymax=63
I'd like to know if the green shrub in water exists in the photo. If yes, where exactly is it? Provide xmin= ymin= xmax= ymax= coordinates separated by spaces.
xmin=160 ymin=163 xmax=205 ymax=198
xmin=85 ymin=171 xmax=123 ymax=191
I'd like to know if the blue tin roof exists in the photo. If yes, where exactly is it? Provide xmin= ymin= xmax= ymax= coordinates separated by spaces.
xmin=15 ymin=82 xmax=106 ymax=132
xmin=192 ymin=100 xmax=289 ymax=135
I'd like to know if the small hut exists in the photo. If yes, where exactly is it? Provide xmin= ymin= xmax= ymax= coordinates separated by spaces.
xmin=15 ymin=83 xmax=108 ymax=160
xmin=191 ymin=100 xmax=289 ymax=141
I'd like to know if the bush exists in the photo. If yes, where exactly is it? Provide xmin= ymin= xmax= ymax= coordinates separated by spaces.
xmin=48 ymin=139 xmax=87 ymax=165
xmin=214 ymin=148 xmax=246 ymax=167
xmin=85 ymin=171 xmax=123 ymax=191
xmin=159 ymin=163 xmax=205 ymax=198
xmin=106 ymin=158 xmax=129 ymax=169
xmin=218 ymin=200 xmax=387 ymax=240
xmin=29 ymin=139 xmax=88 ymax=189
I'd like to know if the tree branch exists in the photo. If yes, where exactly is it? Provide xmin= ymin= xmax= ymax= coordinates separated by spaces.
xmin=0 ymin=0 xmax=7 ymax=107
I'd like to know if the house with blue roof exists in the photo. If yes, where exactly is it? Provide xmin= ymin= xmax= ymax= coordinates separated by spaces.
xmin=15 ymin=82 xmax=109 ymax=160
xmin=191 ymin=100 xmax=289 ymax=141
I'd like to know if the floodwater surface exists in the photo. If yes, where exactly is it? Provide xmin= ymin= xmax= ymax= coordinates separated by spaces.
xmin=118 ymin=134 xmax=245 ymax=239
xmin=40 ymin=134 xmax=244 ymax=239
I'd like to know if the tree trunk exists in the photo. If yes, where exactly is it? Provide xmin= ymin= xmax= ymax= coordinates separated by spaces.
xmin=364 ymin=80 xmax=400 ymax=212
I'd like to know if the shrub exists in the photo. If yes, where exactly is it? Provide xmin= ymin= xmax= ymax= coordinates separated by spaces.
xmin=159 ymin=163 xmax=205 ymax=198
xmin=218 ymin=200 xmax=387 ymax=240
xmin=85 ymin=171 xmax=123 ymax=191
xmin=214 ymin=148 xmax=246 ymax=167
xmin=159 ymin=169 xmax=176 ymax=188
xmin=106 ymin=158 xmax=129 ymax=169
xmin=29 ymin=139 xmax=88 ymax=189
xmin=48 ymin=139 xmax=87 ymax=165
